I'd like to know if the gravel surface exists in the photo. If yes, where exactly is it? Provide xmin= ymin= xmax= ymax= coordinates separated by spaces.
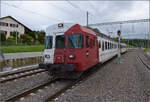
xmin=0 ymin=71 xmax=51 ymax=102
xmin=50 ymin=51 xmax=150 ymax=102
xmin=0 ymin=64 xmax=38 ymax=76
xmin=15 ymin=80 xmax=73 ymax=102
xmin=146 ymin=52 xmax=150 ymax=60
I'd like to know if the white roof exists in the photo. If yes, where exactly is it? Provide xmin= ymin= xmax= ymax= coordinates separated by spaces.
xmin=46 ymin=23 xmax=75 ymax=36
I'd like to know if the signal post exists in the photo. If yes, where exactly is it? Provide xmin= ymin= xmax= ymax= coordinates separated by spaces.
xmin=117 ymin=30 xmax=121 ymax=64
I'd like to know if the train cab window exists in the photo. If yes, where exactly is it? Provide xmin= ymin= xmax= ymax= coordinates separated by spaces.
xmin=102 ymin=41 xmax=104 ymax=51
xmin=56 ymin=35 xmax=65 ymax=49
xmin=45 ymin=36 xmax=53 ymax=49
xmin=86 ymin=36 xmax=90 ymax=48
xmin=68 ymin=34 xmax=84 ymax=48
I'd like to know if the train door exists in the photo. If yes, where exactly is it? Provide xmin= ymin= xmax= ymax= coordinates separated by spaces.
xmin=54 ymin=33 xmax=66 ymax=64
xmin=91 ymin=36 xmax=98 ymax=65
xmin=85 ymin=35 xmax=97 ymax=68
xmin=85 ymin=36 xmax=90 ymax=68
xmin=98 ymin=37 xmax=102 ymax=62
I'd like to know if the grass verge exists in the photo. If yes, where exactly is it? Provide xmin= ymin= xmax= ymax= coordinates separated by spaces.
xmin=0 ymin=45 xmax=44 ymax=53
xmin=143 ymin=48 xmax=150 ymax=52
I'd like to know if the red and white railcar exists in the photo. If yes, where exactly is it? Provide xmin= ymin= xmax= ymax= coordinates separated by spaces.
xmin=39 ymin=23 xmax=127 ymax=79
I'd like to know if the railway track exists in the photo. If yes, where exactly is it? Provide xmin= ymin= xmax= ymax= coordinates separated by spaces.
xmin=0 ymin=66 xmax=46 ymax=83
xmin=3 ymin=52 xmax=128 ymax=102
xmin=45 ymin=65 xmax=100 ymax=102
xmin=4 ymin=65 xmax=99 ymax=102
xmin=137 ymin=55 xmax=150 ymax=70
xmin=5 ymin=78 xmax=57 ymax=102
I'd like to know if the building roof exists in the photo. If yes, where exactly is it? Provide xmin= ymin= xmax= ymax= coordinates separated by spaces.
xmin=0 ymin=16 xmax=32 ymax=32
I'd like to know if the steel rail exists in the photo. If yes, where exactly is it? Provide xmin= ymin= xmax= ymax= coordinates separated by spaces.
xmin=0 ymin=69 xmax=46 ymax=83
xmin=5 ymin=79 xmax=57 ymax=102
xmin=0 ymin=67 xmax=38 ymax=78
xmin=137 ymin=55 xmax=150 ymax=70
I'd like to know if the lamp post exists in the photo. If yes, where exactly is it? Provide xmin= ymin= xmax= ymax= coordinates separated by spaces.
xmin=0 ymin=33 xmax=1 ymax=46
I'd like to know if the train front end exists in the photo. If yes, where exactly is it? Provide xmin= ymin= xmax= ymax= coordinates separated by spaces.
xmin=39 ymin=23 xmax=83 ymax=79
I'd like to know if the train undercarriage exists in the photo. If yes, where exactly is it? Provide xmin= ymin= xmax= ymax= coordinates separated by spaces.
xmin=39 ymin=63 xmax=83 ymax=79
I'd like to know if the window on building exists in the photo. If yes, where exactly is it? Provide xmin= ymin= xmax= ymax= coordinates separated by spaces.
xmin=5 ymin=31 xmax=7 ymax=35
xmin=10 ymin=32 xmax=13 ymax=36
xmin=10 ymin=23 xmax=18 ymax=27
xmin=0 ymin=22 xmax=8 ymax=27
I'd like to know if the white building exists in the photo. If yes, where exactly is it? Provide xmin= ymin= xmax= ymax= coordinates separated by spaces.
xmin=0 ymin=16 xmax=32 ymax=38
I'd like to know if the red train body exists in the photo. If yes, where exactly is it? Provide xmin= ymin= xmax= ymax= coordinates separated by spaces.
xmin=39 ymin=23 xmax=127 ymax=79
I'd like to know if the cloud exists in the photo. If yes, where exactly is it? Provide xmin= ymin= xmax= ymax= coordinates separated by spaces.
xmin=1 ymin=1 xmax=149 ymax=39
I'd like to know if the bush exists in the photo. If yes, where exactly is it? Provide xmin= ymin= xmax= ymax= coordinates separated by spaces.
xmin=20 ymin=34 xmax=34 ymax=45
xmin=6 ymin=36 xmax=16 ymax=45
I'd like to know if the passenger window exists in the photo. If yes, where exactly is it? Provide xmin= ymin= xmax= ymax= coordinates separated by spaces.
xmin=93 ymin=38 xmax=95 ymax=48
xmin=102 ymin=41 xmax=104 ymax=51
xmin=108 ymin=42 xmax=110 ymax=50
xmin=99 ymin=40 xmax=101 ymax=48
xmin=105 ymin=42 xmax=107 ymax=50
xmin=111 ymin=43 xmax=112 ymax=49
xmin=86 ymin=36 xmax=90 ymax=48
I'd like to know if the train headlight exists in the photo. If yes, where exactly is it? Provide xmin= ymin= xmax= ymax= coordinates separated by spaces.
xmin=69 ymin=55 xmax=75 ymax=59
xmin=45 ymin=54 xmax=50 ymax=59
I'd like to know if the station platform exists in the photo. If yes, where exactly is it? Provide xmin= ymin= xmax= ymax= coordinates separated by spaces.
xmin=0 ymin=52 xmax=43 ymax=61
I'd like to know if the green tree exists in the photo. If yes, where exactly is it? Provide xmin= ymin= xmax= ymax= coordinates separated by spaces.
xmin=0 ymin=32 xmax=6 ymax=42
xmin=12 ymin=31 xmax=19 ymax=38
xmin=37 ymin=30 xmax=45 ymax=44
xmin=28 ymin=30 xmax=45 ymax=44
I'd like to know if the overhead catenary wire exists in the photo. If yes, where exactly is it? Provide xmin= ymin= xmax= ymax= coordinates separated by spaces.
xmin=46 ymin=2 xmax=80 ymax=24
xmin=2 ymin=2 xmax=62 ymax=22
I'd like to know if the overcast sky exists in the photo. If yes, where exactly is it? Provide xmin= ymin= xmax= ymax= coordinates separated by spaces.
xmin=1 ymin=1 xmax=150 ymax=38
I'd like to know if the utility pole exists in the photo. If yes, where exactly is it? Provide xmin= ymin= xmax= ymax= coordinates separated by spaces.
xmin=15 ymin=31 xmax=18 ymax=45
xmin=0 ymin=0 xmax=1 ymax=46
xmin=87 ymin=11 xmax=88 ymax=27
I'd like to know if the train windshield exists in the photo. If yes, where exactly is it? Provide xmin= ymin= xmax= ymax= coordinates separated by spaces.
xmin=55 ymin=35 xmax=65 ymax=49
xmin=68 ymin=34 xmax=84 ymax=48
xmin=45 ymin=36 xmax=53 ymax=49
